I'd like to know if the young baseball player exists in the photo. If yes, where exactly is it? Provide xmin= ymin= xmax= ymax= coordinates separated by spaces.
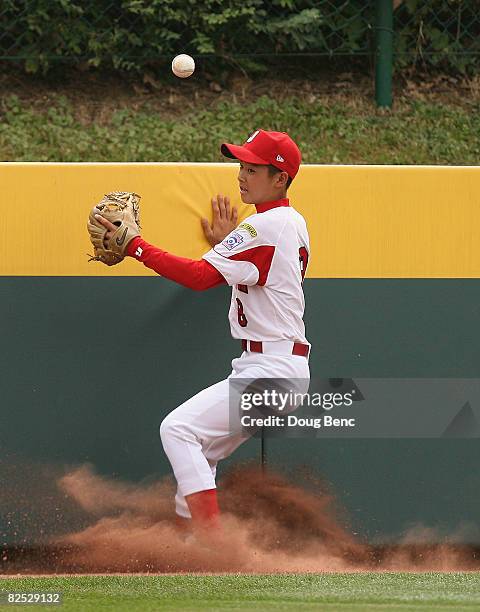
xmin=96 ymin=129 xmax=310 ymax=533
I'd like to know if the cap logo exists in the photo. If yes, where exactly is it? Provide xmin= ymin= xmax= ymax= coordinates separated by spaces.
xmin=276 ymin=154 xmax=285 ymax=162
xmin=246 ymin=130 xmax=260 ymax=143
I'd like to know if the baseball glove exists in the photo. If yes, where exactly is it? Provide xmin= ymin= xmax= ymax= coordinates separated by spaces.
xmin=87 ymin=191 xmax=141 ymax=266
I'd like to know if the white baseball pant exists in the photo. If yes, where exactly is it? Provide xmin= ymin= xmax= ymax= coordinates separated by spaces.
xmin=160 ymin=347 xmax=310 ymax=518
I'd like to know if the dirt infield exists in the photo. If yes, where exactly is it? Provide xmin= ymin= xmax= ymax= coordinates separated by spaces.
xmin=2 ymin=544 xmax=479 ymax=575
xmin=1 ymin=464 xmax=479 ymax=575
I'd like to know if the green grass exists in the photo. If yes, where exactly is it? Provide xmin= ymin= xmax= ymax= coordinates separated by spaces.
xmin=1 ymin=573 xmax=480 ymax=611
xmin=1 ymin=94 xmax=479 ymax=164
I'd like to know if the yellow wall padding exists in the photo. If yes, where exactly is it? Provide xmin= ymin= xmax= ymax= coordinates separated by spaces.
xmin=2 ymin=163 xmax=479 ymax=277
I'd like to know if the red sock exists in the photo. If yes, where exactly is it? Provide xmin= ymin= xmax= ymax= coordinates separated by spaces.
xmin=185 ymin=488 xmax=220 ymax=527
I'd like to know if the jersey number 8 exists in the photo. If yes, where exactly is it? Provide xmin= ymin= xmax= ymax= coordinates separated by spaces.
xmin=236 ymin=298 xmax=248 ymax=327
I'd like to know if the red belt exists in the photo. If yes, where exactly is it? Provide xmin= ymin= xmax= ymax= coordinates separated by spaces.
xmin=241 ymin=339 xmax=310 ymax=358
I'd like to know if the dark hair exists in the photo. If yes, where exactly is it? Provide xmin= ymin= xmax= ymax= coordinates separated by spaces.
xmin=267 ymin=164 xmax=293 ymax=189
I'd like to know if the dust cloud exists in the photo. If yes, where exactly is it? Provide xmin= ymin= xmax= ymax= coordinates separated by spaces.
xmin=54 ymin=464 xmax=477 ymax=573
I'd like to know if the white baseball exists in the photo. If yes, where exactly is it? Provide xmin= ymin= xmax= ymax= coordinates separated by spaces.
xmin=172 ymin=54 xmax=195 ymax=78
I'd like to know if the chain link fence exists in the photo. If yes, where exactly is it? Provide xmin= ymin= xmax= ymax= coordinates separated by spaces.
xmin=394 ymin=0 xmax=480 ymax=72
xmin=1 ymin=1 xmax=479 ymax=74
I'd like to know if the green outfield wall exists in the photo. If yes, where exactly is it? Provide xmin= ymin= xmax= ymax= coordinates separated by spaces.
xmin=1 ymin=278 xmax=480 ymax=545
xmin=1 ymin=163 xmax=480 ymax=546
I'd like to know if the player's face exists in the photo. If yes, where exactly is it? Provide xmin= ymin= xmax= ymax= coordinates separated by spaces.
xmin=237 ymin=162 xmax=286 ymax=204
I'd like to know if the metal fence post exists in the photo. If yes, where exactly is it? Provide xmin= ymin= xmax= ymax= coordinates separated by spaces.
xmin=375 ymin=0 xmax=393 ymax=108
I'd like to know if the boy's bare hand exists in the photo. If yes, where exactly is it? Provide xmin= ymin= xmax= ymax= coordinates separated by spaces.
xmin=201 ymin=195 xmax=238 ymax=247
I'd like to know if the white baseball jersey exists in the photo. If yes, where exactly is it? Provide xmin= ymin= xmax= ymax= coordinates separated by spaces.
xmin=203 ymin=202 xmax=310 ymax=344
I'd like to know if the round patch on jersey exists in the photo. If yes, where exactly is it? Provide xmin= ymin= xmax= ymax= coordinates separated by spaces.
xmin=238 ymin=222 xmax=257 ymax=238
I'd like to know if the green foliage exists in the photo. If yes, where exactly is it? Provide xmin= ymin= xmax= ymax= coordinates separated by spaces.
xmin=394 ymin=0 xmax=480 ymax=73
xmin=1 ymin=94 xmax=479 ymax=164
xmin=2 ymin=0 xmax=477 ymax=75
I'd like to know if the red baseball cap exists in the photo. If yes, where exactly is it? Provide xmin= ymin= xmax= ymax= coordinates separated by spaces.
xmin=221 ymin=129 xmax=302 ymax=180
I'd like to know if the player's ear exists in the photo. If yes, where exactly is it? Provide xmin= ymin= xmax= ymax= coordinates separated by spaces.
xmin=276 ymin=171 xmax=289 ymax=188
